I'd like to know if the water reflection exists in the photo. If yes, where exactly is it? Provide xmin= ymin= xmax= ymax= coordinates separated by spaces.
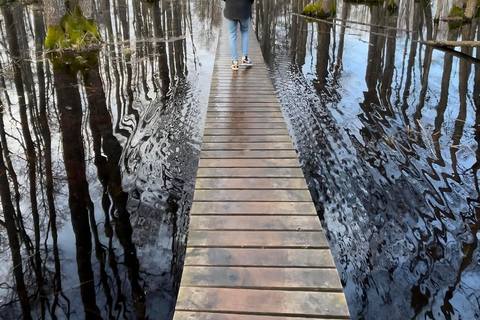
xmin=0 ymin=0 xmax=221 ymax=319
xmin=255 ymin=0 xmax=480 ymax=319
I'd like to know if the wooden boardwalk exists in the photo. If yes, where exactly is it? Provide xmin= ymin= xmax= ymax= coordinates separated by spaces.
xmin=174 ymin=20 xmax=350 ymax=320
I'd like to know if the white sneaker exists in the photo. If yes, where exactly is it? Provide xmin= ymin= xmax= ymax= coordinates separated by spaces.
xmin=241 ymin=56 xmax=252 ymax=66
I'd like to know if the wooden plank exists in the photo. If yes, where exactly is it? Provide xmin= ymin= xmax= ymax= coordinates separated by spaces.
xmin=198 ymin=159 xmax=299 ymax=167
xmin=208 ymin=103 xmax=279 ymax=107
xmin=174 ymin=312 xmax=336 ymax=320
xmin=183 ymin=248 xmax=336 ymax=267
xmin=205 ymin=116 xmax=284 ymax=121
xmin=195 ymin=178 xmax=307 ymax=189
xmin=196 ymin=168 xmax=304 ymax=178
xmin=187 ymin=230 xmax=328 ymax=248
xmin=190 ymin=202 xmax=317 ymax=215
xmin=206 ymin=112 xmax=283 ymax=118
xmin=210 ymin=98 xmax=279 ymax=103
xmin=200 ymin=151 xmax=298 ymax=158
xmin=175 ymin=287 xmax=350 ymax=318
xmin=193 ymin=190 xmax=313 ymax=202
xmin=181 ymin=266 xmax=343 ymax=290
xmin=201 ymin=142 xmax=293 ymax=150
xmin=189 ymin=216 xmax=319 ymax=230
xmin=201 ymin=135 xmax=292 ymax=143
xmin=203 ymin=128 xmax=288 ymax=135
xmin=204 ymin=123 xmax=287 ymax=129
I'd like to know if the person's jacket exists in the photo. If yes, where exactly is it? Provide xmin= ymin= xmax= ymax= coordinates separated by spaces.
xmin=224 ymin=0 xmax=254 ymax=21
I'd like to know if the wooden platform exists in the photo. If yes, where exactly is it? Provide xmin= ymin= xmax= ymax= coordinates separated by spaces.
xmin=174 ymin=19 xmax=350 ymax=320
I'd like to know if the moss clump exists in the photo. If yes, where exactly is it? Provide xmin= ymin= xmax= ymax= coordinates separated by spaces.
xmin=303 ymin=4 xmax=323 ymax=16
xmin=344 ymin=0 xmax=383 ymax=3
xmin=387 ymin=0 xmax=397 ymax=13
xmin=45 ymin=26 xmax=67 ymax=50
xmin=48 ymin=51 xmax=99 ymax=75
xmin=449 ymin=5 xmax=464 ymax=18
xmin=45 ymin=6 xmax=101 ymax=50
xmin=303 ymin=3 xmax=334 ymax=18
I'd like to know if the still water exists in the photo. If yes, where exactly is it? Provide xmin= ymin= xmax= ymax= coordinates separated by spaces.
xmin=254 ymin=0 xmax=480 ymax=319
xmin=0 ymin=0 xmax=221 ymax=319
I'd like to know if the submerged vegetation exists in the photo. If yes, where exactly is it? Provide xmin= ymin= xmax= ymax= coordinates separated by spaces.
xmin=45 ymin=6 xmax=100 ymax=51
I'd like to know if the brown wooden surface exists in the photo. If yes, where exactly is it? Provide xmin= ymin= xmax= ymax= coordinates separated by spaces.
xmin=174 ymin=18 xmax=350 ymax=320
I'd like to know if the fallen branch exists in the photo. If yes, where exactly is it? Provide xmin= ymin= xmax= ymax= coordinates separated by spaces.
xmin=424 ymin=40 xmax=480 ymax=47
xmin=420 ymin=41 xmax=480 ymax=64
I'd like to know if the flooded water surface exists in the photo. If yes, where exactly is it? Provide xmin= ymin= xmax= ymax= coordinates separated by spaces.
xmin=254 ymin=0 xmax=480 ymax=319
xmin=0 ymin=0 xmax=221 ymax=319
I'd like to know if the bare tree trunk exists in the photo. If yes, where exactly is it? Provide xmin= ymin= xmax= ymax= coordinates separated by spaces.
xmin=54 ymin=67 xmax=103 ymax=320
xmin=434 ymin=0 xmax=443 ymax=21
xmin=43 ymin=0 xmax=67 ymax=26
xmin=320 ymin=0 xmax=333 ymax=16
xmin=0 ymin=142 xmax=32 ymax=319
xmin=464 ymin=0 xmax=477 ymax=20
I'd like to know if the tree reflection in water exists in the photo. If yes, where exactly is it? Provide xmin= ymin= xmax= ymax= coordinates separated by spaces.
xmin=0 ymin=0 xmax=221 ymax=319
xmin=255 ymin=0 xmax=480 ymax=319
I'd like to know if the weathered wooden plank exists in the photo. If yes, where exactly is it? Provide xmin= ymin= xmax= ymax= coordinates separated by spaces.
xmin=195 ymin=177 xmax=306 ymax=189
xmin=204 ymin=123 xmax=287 ymax=129
xmin=205 ymin=116 xmax=284 ymax=121
xmin=201 ymin=142 xmax=293 ymax=150
xmin=181 ymin=266 xmax=342 ymax=290
xmin=174 ymin=312 xmax=335 ymax=320
xmin=203 ymin=128 xmax=288 ymax=136
xmin=202 ymin=135 xmax=292 ymax=143
xmin=200 ymin=150 xmax=298 ymax=158
xmin=175 ymin=287 xmax=350 ymax=318
xmin=210 ymin=98 xmax=279 ymax=103
xmin=193 ymin=190 xmax=313 ymax=202
xmin=187 ymin=230 xmax=328 ymax=248
xmin=198 ymin=159 xmax=299 ymax=167
xmin=206 ymin=112 xmax=283 ymax=118
xmin=196 ymin=168 xmax=304 ymax=178
xmin=183 ymin=248 xmax=335 ymax=267
xmin=189 ymin=216 xmax=319 ymax=230
xmin=190 ymin=201 xmax=317 ymax=215
xmin=208 ymin=103 xmax=279 ymax=107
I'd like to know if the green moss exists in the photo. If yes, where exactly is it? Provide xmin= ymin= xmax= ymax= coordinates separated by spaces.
xmin=387 ymin=0 xmax=397 ymax=13
xmin=449 ymin=5 xmax=464 ymax=18
xmin=303 ymin=4 xmax=322 ymax=16
xmin=344 ymin=0 xmax=383 ymax=3
xmin=448 ymin=21 xmax=462 ymax=30
xmin=303 ymin=2 xmax=334 ymax=18
xmin=45 ymin=6 xmax=100 ymax=51
xmin=330 ymin=1 xmax=336 ymax=15
xmin=45 ymin=26 xmax=67 ymax=50
xmin=48 ymin=51 xmax=99 ymax=75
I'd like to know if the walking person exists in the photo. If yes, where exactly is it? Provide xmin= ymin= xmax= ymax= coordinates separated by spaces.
xmin=224 ymin=0 xmax=254 ymax=70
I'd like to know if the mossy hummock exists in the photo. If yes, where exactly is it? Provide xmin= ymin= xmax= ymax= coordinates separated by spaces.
xmin=303 ymin=2 xmax=336 ymax=18
xmin=45 ymin=6 xmax=101 ymax=50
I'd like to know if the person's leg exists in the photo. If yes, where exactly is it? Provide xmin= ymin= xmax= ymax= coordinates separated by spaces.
xmin=239 ymin=18 xmax=252 ymax=65
xmin=239 ymin=18 xmax=250 ymax=58
xmin=227 ymin=19 xmax=238 ymax=61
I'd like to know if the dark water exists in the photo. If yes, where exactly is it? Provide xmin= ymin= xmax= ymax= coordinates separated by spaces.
xmin=254 ymin=0 xmax=480 ymax=319
xmin=0 ymin=1 xmax=221 ymax=319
